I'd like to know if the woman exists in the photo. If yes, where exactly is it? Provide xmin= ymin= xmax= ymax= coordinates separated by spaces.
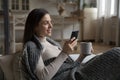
xmin=21 ymin=8 xmax=120 ymax=80
xmin=21 ymin=8 xmax=83 ymax=80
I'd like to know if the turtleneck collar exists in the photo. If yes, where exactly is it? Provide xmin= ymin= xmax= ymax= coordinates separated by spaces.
xmin=39 ymin=37 xmax=47 ymax=42
xmin=34 ymin=35 xmax=47 ymax=43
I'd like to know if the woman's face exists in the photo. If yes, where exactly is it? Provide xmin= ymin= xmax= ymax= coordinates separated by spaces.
xmin=35 ymin=14 xmax=53 ymax=37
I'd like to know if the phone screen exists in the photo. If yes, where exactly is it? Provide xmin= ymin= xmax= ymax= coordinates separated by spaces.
xmin=70 ymin=31 xmax=79 ymax=39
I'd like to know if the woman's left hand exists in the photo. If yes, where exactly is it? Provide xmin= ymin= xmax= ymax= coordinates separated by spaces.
xmin=62 ymin=37 xmax=78 ymax=54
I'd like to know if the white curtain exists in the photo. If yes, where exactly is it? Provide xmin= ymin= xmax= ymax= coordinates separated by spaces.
xmin=96 ymin=0 xmax=118 ymax=44
xmin=95 ymin=0 xmax=104 ymax=42
xmin=103 ymin=0 xmax=112 ymax=44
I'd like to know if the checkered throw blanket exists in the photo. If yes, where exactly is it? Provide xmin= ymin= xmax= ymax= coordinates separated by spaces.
xmin=51 ymin=47 xmax=120 ymax=80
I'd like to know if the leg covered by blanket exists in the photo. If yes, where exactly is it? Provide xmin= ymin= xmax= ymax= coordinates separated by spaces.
xmin=52 ymin=47 xmax=120 ymax=80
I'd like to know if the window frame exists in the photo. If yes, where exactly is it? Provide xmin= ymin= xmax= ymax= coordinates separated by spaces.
xmin=11 ymin=0 xmax=29 ymax=11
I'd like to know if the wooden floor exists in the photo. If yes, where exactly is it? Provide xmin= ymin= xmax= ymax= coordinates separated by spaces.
xmin=74 ymin=42 xmax=115 ymax=54
xmin=92 ymin=43 xmax=114 ymax=54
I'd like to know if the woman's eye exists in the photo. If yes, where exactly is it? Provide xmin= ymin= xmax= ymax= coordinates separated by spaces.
xmin=42 ymin=21 xmax=53 ymax=25
xmin=42 ymin=21 xmax=48 ymax=25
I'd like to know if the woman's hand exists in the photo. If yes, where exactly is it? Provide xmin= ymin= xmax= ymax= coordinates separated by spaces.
xmin=62 ymin=37 xmax=78 ymax=54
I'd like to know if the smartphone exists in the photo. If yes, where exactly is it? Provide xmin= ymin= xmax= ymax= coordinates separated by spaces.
xmin=70 ymin=31 xmax=79 ymax=39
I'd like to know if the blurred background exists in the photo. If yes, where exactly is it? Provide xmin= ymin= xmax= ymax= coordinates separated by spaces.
xmin=0 ymin=0 xmax=120 ymax=54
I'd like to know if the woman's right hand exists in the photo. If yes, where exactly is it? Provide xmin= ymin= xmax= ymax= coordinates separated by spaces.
xmin=62 ymin=37 xmax=78 ymax=55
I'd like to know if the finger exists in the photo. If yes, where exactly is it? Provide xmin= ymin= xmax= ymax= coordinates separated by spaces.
xmin=70 ymin=37 xmax=76 ymax=42
xmin=71 ymin=42 xmax=77 ymax=47
xmin=71 ymin=39 xmax=78 ymax=44
xmin=72 ymin=39 xmax=78 ymax=43
xmin=71 ymin=39 xmax=78 ymax=46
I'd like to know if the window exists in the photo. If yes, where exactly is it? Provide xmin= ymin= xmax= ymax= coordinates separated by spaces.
xmin=101 ymin=0 xmax=105 ymax=16
xmin=111 ymin=0 xmax=117 ymax=16
xmin=11 ymin=0 xmax=29 ymax=10
xmin=22 ymin=0 xmax=29 ymax=10
xmin=99 ymin=0 xmax=117 ymax=16
xmin=111 ymin=0 xmax=115 ymax=15
xmin=12 ymin=0 xmax=19 ymax=10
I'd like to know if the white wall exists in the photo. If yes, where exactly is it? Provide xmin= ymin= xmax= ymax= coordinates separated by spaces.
xmin=52 ymin=22 xmax=80 ymax=40
xmin=63 ymin=23 xmax=80 ymax=39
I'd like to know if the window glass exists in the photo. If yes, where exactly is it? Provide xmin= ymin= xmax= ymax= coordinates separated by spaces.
xmin=111 ymin=0 xmax=115 ymax=15
xmin=11 ymin=0 xmax=29 ymax=10
xmin=11 ymin=0 xmax=19 ymax=10
xmin=101 ymin=0 xmax=105 ymax=16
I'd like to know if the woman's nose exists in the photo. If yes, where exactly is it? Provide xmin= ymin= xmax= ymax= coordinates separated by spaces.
xmin=49 ymin=22 xmax=53 ymax=28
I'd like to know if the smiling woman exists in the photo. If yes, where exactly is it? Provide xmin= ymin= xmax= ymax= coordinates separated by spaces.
xmin=21 ymin=8 xmax=78 ymax=80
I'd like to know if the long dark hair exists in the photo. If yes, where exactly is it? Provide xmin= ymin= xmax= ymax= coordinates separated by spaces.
xmin=23 ymin=8 xmax=49 ymax=46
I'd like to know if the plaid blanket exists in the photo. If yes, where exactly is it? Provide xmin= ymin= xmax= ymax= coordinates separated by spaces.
xmin=51 ymin=47 xmax=120 ymax=80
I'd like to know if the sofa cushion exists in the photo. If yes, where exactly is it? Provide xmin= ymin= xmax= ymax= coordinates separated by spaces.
xmin=0 ymin=55 xmax=14 ymax=80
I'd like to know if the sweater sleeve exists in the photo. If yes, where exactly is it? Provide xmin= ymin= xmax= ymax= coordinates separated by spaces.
xmin=35 ymin=52 xmax=68 ymax=80
xmin=22 ymin=40 xmax=68 ymax=80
